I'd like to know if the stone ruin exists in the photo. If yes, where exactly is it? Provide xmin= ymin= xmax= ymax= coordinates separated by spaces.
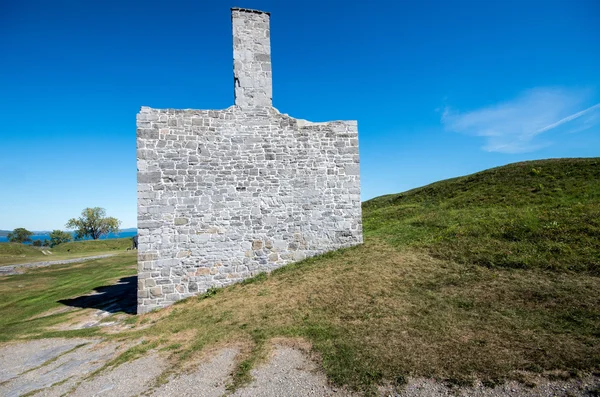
xmin=136 ymin=7 xmax=362 ymax=314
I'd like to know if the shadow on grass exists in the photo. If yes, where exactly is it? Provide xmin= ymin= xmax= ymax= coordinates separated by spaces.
xmin=59 ymin=276 xmax=137 ymax=314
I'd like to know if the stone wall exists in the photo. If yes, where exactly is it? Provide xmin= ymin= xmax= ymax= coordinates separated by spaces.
xmin=136 ymin=8 xmax=362 ymax=314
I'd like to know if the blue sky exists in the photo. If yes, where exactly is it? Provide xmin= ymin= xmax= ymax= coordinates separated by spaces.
xmin=1 ymin=0 xmax=599 ymax=230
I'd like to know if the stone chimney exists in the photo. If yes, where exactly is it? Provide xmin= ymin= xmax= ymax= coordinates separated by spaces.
xmin=231 ymin=8 xmax=272 ymax=109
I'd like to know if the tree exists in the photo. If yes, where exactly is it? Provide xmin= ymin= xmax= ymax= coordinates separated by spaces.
xmin=49 ymin=230 xmax=72 ymax=247
xmin=42 ymin=239 xmax=50 ymax=247
xmin=33 ymin=239 xmax=42 ymax=247
xmin=65 ymin=207 xmax=121 ymax=240
xmin=7 ymin=228 xmax=33 ymax=244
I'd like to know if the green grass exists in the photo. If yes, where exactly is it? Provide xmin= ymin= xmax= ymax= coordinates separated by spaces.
xmin=0 ymin=238 xmax=133 ymax=266
xmin=363 ymin=158 xmax=600 ymax=273
xmin=0 ymin=252 xmax=136 ymax=341
xmin=1 ymin=157 xmax=598 ymax=394
xmin=51 ymin=238 xmax=132 ymax=254
xmin=0 ymin=243 xmax=47 ymax=264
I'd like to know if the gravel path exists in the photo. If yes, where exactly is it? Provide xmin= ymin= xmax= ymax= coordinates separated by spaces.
xmin=386 ymin=376 xmax=600 ymax=396
xmin=0 ymin=338 xmax=597 ymax=396
xmin=231 ymin=346 xmax=356 ymax=397
xmin=0 ymin=255 xmax=117 ymax=275
xmin=150 ymin=348 xmax=238 ymax=397
xmin=69 ymin=353 xmax=166 ymax=397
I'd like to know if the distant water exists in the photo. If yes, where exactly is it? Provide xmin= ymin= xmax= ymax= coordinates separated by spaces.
xmin=0 ymin=230 xmax=138 ymax=244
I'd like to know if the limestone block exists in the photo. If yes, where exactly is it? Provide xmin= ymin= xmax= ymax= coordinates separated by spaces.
xmin=150 ymin=287 xmax=163 ymax=298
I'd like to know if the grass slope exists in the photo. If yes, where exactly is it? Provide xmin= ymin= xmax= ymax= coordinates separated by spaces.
xmin=364 ymin=158 xmax=600 ymax=273
xmin=0 ymin=243 xmax=47 ymax=264
xmin=52 ymin=238 xmax=131 ymax=254
xmin=0 ymin=238 xmax=132 ymax=266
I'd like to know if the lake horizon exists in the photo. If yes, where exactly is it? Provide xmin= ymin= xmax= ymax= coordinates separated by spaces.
xmin=0 ymin=230 xmax=138 ymax=244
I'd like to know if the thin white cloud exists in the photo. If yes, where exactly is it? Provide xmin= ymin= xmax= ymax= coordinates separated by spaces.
xmin=536 ymin=102 xmax=600 ymax=134
xmin=441 ymin=87 xmax=600 ymax=153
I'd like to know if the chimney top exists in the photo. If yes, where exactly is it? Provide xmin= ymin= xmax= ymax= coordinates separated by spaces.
xmin=231 ymin=7 xmax=270 ymax=16
xmin=231 ymin=8 xmax=272 ymax=109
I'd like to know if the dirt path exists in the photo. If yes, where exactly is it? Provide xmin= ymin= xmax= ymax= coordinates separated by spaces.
xmin=0 ymin=338 xmax=597 ymax=397
xmin=0 ymin=254 xmax=117 ymax=275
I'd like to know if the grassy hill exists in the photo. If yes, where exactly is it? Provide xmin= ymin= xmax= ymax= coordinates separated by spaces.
xmin=1 ymin=158 xmax=598 ymax=393
xmin=0 ymin=238 xmax=132 ymax=265
xmin=51 ymin=237 xmax=131 ymax=254
xmin=0 ymin=243 xmax=48 ymax=264
xmin=364 ymin=157 xmax=600 ymax=273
